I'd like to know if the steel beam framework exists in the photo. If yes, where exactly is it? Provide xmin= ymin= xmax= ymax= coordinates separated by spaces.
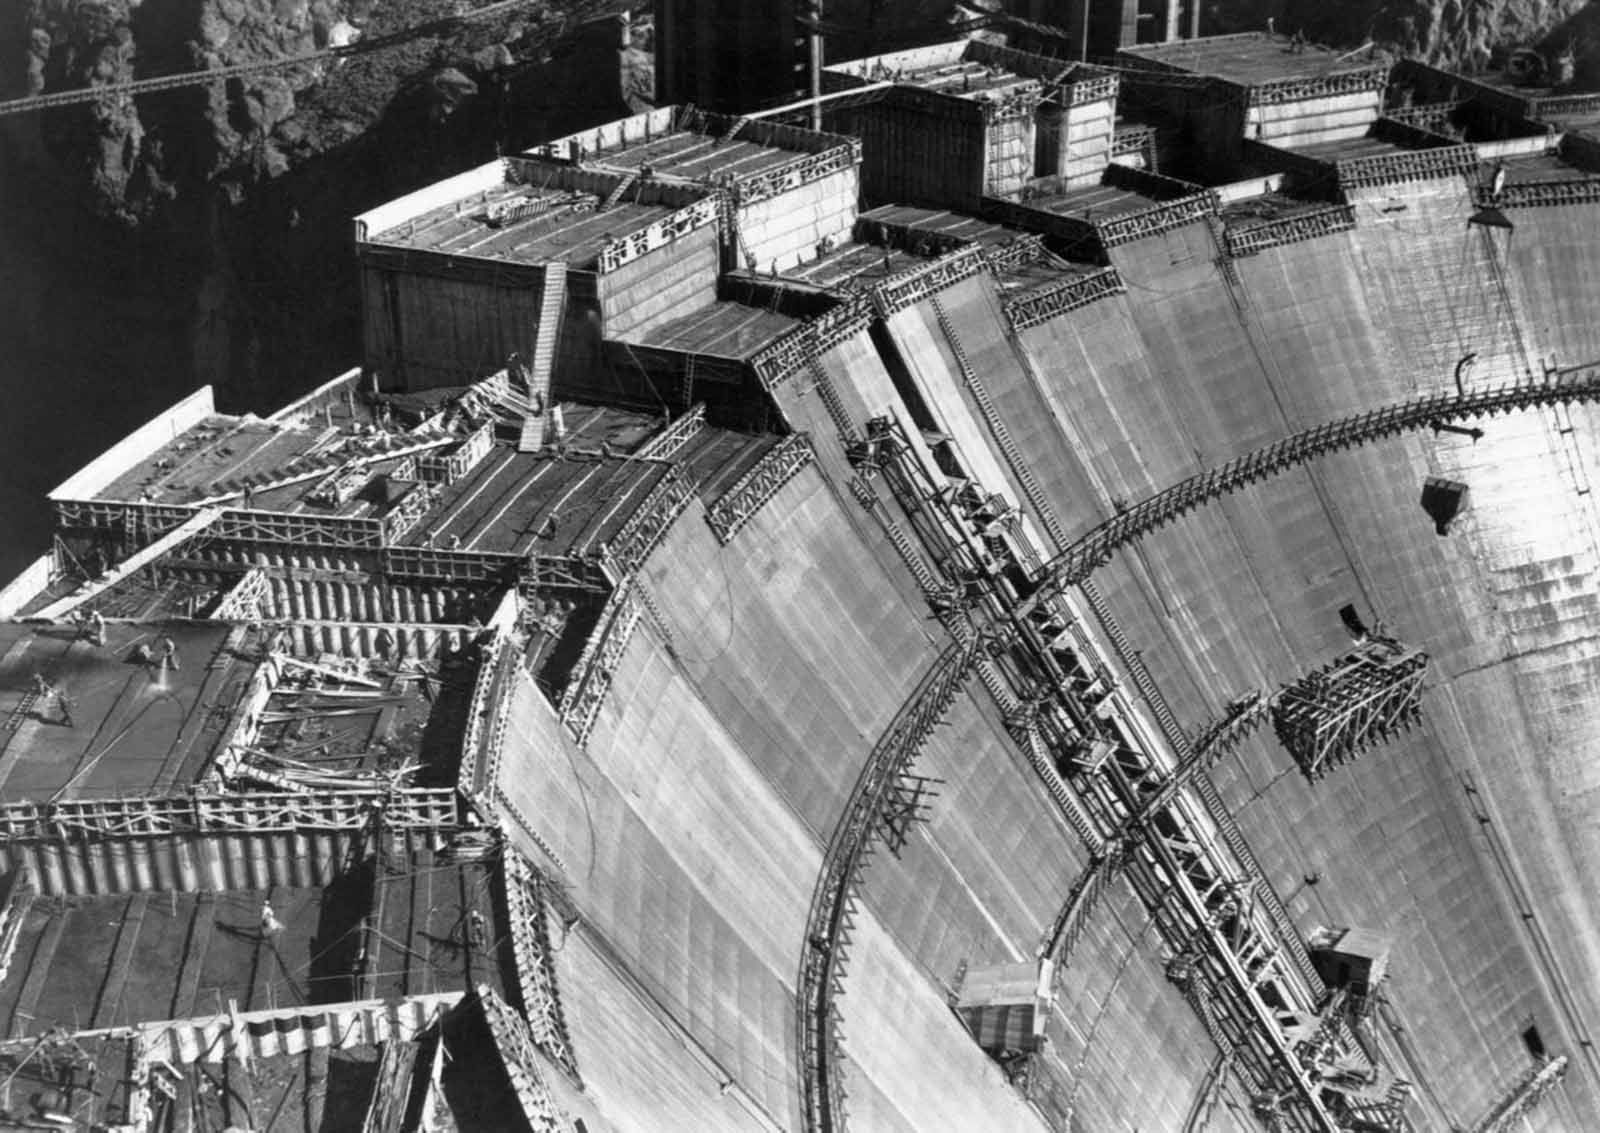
xmin=705 ymin=434 xmax=817 ymax=543
xmin=1470 ymin=1055 xmax=1568 ymax=1133
xmin=1272 ymin=641 xmax=1428 ymax=782
xmin=806 ymin=418 xmax=1349 ymax=1133
xmin=1018 ymin=363 xmax=1600 ymax=621
xmin=502 ymin=850 xmax=583 ymax=1085
xmin=796 ymin=630 xmax=982 ymax=1133
xmin=0 ymin=788 xmax=460 ymax=841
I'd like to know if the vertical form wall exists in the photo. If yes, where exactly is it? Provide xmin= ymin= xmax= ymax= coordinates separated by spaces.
xmin=1108 ymin=219 xmax=1283 ymax=462
xmin=597 ymin=226 xmax=721 ymax=341
xmin=916 ymin=271 xmax=1110 ymax=544
xmin=736 ymin=166 xmax=860 ymax=273
xmin=495 ymin=635 xmax=811 ymax=1130
xmin=985 ymin=109 xmax=1038 ymax=200
xmin=1039 ymin=93 xmax=1117 ymax=187
xmin=832 ymin=93 xmax=989 ymax=210
xmin=360 ymin=259 xmax=547 ymax=392
xmin=1245 ymin=90 xmax=1384 ymax=148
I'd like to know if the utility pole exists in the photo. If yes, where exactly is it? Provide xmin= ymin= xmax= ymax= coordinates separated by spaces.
xmin=809 ymin=0 xmax=824 ymax=131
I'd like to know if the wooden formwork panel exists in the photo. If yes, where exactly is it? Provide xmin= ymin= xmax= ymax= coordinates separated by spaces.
xmin=847 ymin=102 xmax=987 ymax=210
xmin=739 ymin=168 xmax=859 ymax=273
xmin=1258 ymin=108 xmax=1382 ymax=141
xmin=985 ymin=117 xmax=1037 ymax=199
xmin=1268 ymin=122 xmax=1381 ymax=150
xmin=1066 ymin=116 xmax=1114 ymax=144
xmin=364 ymin=267 xmax=547 ymax=392
xmin=599 ymin=228 xmax=719 ymax=340
xmin=1246 ymin=91 xmax=1382 ymax=126
xmin=2 ymin=830 xmax=354 ymax=896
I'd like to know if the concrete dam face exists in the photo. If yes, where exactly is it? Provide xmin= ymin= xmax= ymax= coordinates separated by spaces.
xmin=3 ymin=28 xmax=1599 ymax=1133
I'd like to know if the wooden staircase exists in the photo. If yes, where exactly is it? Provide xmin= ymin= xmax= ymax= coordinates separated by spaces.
xmin=599 ymin=169 xmax=639 ymax=211
xmin=519 ymin=264 xmax=567 ymax=453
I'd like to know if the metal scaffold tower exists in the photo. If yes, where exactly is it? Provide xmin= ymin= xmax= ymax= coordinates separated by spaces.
xmin=1271 ymin=640 xmax=1428 ymax=783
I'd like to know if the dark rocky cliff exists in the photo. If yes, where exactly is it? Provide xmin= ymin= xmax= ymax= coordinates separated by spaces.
xmin=1207 ymin=0 xmax=1598 ymax=81
xmin=2 ymin=0 xmax=648 ymax=403
xmin=0 ymin=0 xmax=646 ymax=575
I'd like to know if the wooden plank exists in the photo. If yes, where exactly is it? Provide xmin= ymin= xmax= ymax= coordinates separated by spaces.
xmin=154 ymin=642 xmax=247 ymax=790
xmin=91 ymin=893 xmax=150 ymax=1029
xmin=9 ymin=909 xmax=67 ymax=1038
xmin=170 ymin=894 xmax=218 ymax=1021
xmin=405 ymin=852 xmax=426 ymax=997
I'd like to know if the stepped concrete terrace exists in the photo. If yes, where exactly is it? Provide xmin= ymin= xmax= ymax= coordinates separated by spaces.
xmin=821 ymin=40 xmax=1116 ymax=210
xmin=7 ymin=32 xmax=1600 ymax=1133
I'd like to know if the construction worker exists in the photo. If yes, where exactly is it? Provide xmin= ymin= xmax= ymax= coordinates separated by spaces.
xmin=56 ymin=690 xmax=73 ymax=729
xmin=159 ymin=636 xmax=179 ymax=672
xmin=464 ymin=909 xmax=486 ymax=949
xmin=260 ymin=900 xmax=284 ymax=938
xmin=31 ymin=673 xmax=54 ymax=705
xmin=87 ymin=609 xmax=106 ymax=648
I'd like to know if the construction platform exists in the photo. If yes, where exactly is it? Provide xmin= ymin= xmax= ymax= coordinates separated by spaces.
xmin=528 ymin=105 xmax=856 ymax=185
xmin=826 ymin=38 xmax=1053 ymax=106
xmin=1117 ymin=32 xmax=1385 ymax=89
xmin=0 ymin=622 xmax=250 ymax=799
xmin=621 ymin=300 xmax=800 ymax=362
xmin=4 ymin=29 xmax=1600 ymax=1133
xmin=358 ymin=159 xmax=710 ymax=273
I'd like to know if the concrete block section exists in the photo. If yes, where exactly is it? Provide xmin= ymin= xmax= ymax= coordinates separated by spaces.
xmin=836 ymin=911 xmax=1053 ymax=1133
xmin=737 ymin=167 xmax=860 ymax=273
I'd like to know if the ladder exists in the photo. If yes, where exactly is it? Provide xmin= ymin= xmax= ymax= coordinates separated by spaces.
xmin=599 ymin=169 xmax=639 ymax=212
xmin=520 ymin=264 xmax=567 ymax=453
xmin=716 ymin=115 xmax=752 ymax=147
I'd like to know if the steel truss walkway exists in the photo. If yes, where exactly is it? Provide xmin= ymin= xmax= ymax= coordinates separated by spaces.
xmin=796 ymin=629 xmax=982 ymax=1133
xmin=800 ymin=407 xmax=1445 ymax=1132
xmin=1017 ymin=361 xmax=1600 ymax=620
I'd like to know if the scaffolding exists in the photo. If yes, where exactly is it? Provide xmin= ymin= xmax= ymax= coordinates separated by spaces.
xmin=1018 ymin=362 xmax=1600 ymax=621
xmin=705 ymin=434 xmax=817 ymax=544
xmin=0 ymin=788 xmax=459 ymax=841
xmin=818 ymin=417 xmax=1351 ymax=1133
xmin=501 ymin=851 xmax=582 ymax=1085
xmin=1272 ymin=640 xmax=1428 ymax=782
xmin=796 ymin=631 xmax=981 ymax=1133
xmin=1470 ymin=1055 xmax=1568 ymax=1133
xmin=557 ymin=584 xmax=643 ymax=747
